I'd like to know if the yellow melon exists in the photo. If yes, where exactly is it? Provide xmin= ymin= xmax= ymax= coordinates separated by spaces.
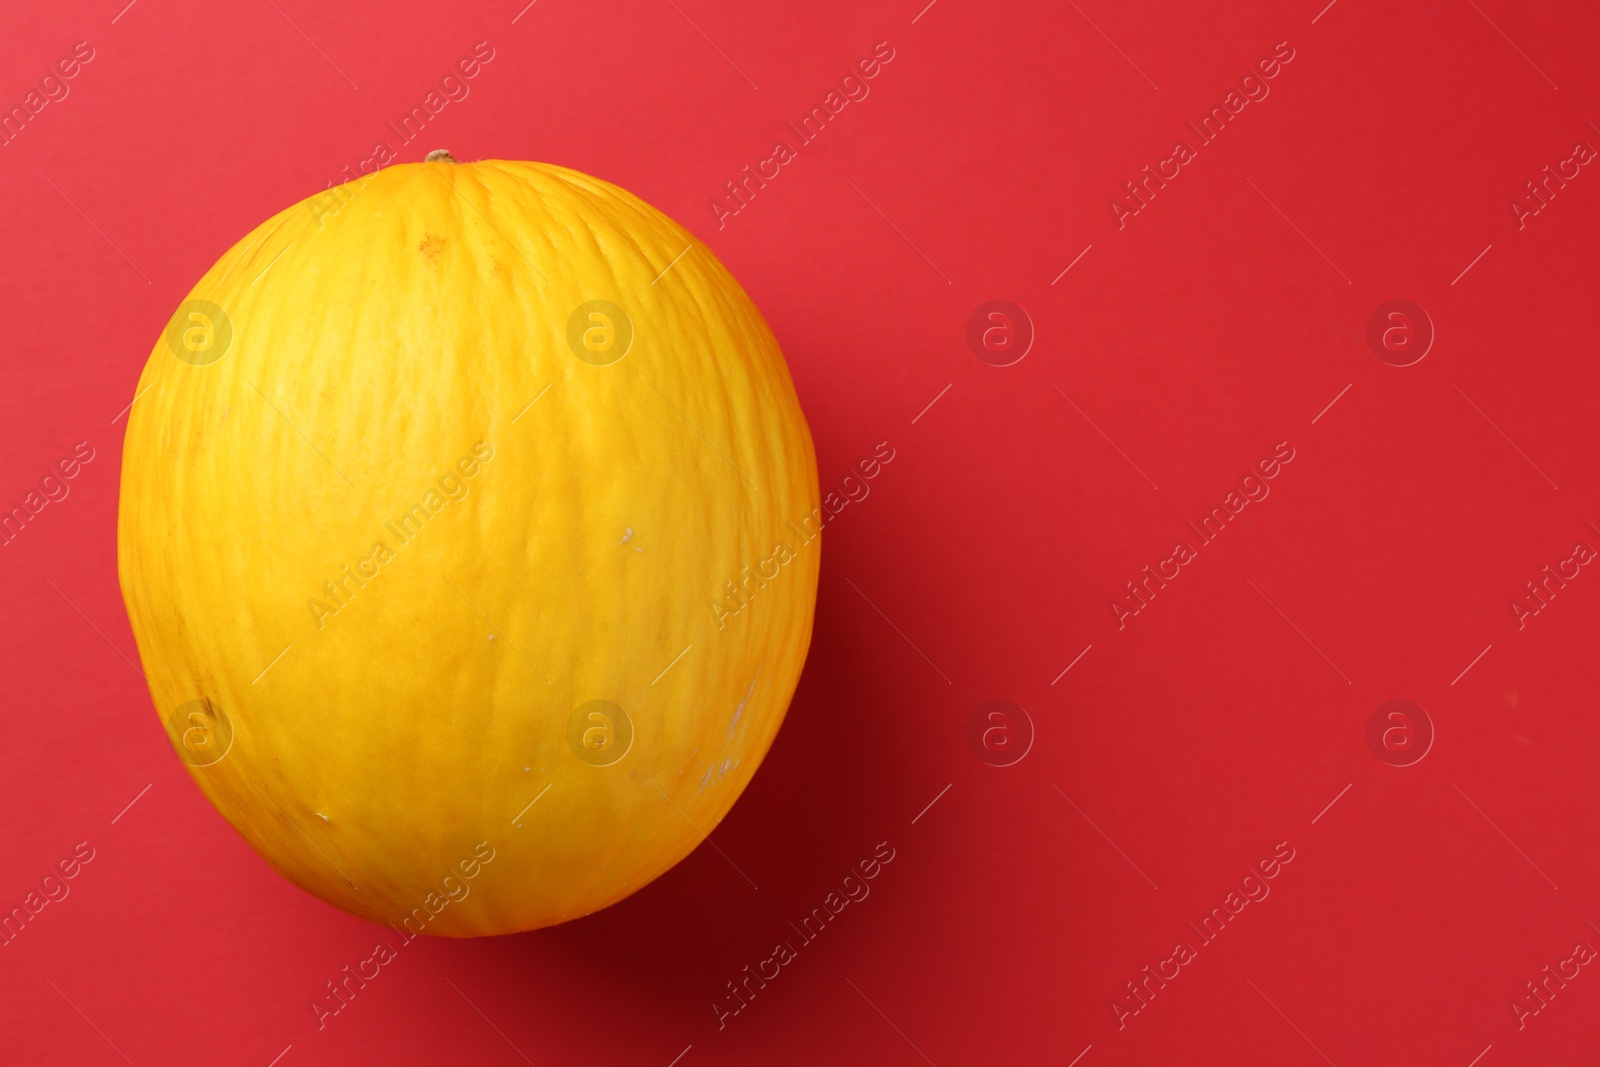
xmin=117 ymin=156 xmax=819 ymax=935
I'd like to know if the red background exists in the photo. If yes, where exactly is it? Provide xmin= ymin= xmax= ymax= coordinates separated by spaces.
xmin=3 ymin=0 xmax=1600 ymax=1063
